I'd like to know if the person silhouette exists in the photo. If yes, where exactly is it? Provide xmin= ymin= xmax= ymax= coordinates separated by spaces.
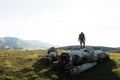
xmin=78 ymin=32 xmax=85 ymax=49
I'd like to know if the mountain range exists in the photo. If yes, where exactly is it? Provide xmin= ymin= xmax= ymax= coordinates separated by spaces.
xmin=0 ymin=37 xmax=54 ymax=50
xmin=0 ymin=37 xmax=120 ymax=51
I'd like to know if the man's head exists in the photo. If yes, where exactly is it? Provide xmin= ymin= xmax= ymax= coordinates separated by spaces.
xmin=81 ymin=32 xmax=83 ymax=34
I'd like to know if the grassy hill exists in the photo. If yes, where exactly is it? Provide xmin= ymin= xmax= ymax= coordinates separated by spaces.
xmin=57 ymin=45 xmax=118 ymax=51
xmin=0 ymin=50 xmax=120 ymax=80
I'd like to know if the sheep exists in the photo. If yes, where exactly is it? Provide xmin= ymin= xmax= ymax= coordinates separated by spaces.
xmin=90 ymin=50 xmax=110 ymax=62
xmin=58 ymin=49 xmax=109 ymax=70
xmin=45 ymin=47 xmax=58 ymax=65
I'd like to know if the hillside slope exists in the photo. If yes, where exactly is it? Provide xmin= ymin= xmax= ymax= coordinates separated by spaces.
xmin=57 ymin=45 xmax=119 ymax=51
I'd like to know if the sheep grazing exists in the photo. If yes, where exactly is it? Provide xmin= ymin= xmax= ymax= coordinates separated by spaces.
xmin=45 ymin=48 xmax=110 ymax=75
xmin=90 ymin=50 xmax=110 ymax=62
xmin=45 ymin=47 xmax=58 ymax=65
xmin=67 ymin=50 xmax=109 ymax=75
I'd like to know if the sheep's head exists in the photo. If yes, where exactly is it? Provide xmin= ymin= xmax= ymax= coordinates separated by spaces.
xmin=58 ymin=52 xmax=70 ymax=69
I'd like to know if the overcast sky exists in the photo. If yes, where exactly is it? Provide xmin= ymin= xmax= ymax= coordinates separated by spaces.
xmin=0 ymin=0 xmax=120 ymax=47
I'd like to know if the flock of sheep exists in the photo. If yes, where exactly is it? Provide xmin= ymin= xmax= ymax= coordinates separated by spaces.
xmin=45 ymin=47 xmax=110 ymax=75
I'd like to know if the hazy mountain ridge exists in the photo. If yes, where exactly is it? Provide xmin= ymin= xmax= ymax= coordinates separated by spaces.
xmin=0 ymin=37 xmax=119 ymax=51
xmin=0 ymin=37 xmax=53 ymax=50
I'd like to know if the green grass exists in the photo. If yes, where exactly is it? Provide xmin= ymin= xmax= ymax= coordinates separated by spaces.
xmin=0 ymin=50 xmax=120 ymax=80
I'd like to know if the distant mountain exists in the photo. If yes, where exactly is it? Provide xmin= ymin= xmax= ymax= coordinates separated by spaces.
xmin=57 ymin=45 xmax=119 ymax=51
xmin=0 ymin=37 xmax=119 ymax=51
xmin=0 ymin=37 xmax=54 ymax=50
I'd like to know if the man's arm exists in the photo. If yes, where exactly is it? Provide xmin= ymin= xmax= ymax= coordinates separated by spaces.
xmin=83 ymin=34 xmax=85 ymax=41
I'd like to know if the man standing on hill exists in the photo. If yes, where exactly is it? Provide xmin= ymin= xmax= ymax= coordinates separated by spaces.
xmin=78 ymin=32 xmax=86 ymax=49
